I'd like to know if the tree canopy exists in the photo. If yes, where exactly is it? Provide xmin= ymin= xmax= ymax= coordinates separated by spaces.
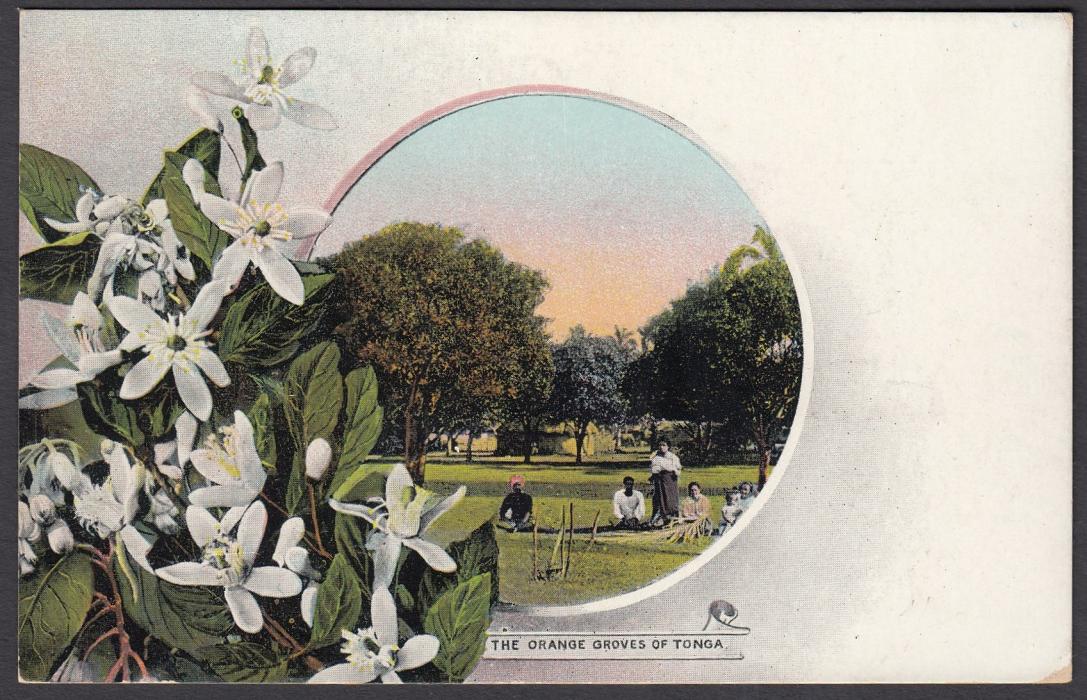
xmin=327 ymin=221 xmax=549 ymax=482
xmin=623 ymin=226 xmax=802 ymax=481
xmin=548 ymin=326 xmax=630 ymax=464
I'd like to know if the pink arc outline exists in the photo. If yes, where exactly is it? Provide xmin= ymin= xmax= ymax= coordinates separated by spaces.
xmin=297 ymin=83 xmax=718 ymax=260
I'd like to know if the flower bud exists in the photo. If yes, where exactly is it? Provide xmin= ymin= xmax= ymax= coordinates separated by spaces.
xmin=46 ymin=520 xmax=75 ymax=554
xmin=301 ymin=581 xmax=319 ymax=627
xmin=28 ymin=494 xmax=57 ymax=525
xmin=47 ymin=451 xmax=81 ymax=493
xmin=18 ymin=501 xmax=40 ymax=541
xmin=285 ymin=546 xmax=322 ymax=581
xmin=183 ymin=157 xmax=209 ymax=201
xmin=305 ymin=438 xmax=332 ymax=481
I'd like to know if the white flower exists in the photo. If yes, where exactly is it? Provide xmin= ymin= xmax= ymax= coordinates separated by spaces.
xmin=308 ymin=627 xmax=439 ymax=684
xmin=199 ymin=162 xmax=331 ymax=305
xmin=87 ymin=198 xmax=196 ymax=302
xmin=330 ymin=464 xmax=463 ymax=574
xmin=26 ymin=493 xmax=73 ymax=553
xmin=272 ymin=517 xmax=322 ymax=626
xmin=26 ymin=293 xmax=123 ymax=397
xmin=27 ymin=448 xmax=89 ymax=505
xmin=305 ymin=438 xmax=332 ymax=481
xmin=153 ymin=411 xmax=198 ymax=481
xmin=45 ymin=519 xmax=75 ymax=554
xmin=192 ymin=27 xmax=337 ymax=131
xmin=330 ymin=465 xmax=464 ymax=639
xmin=18 ymin=500 xmax=41 ymax=576
xmin=156 ymin=501 xmax=303 ymax=634
xmin=186 ymin=83 xmax=224 ymax=134
xmin=72 ymin=440 xmax=154 ymax=572
xmin=147 ymin=489 xmax=180 ymax=534
xmin=188 ymin=410 xmax=267 ymax=507
xmin=108 ymin=279 xmax=231 ymax=421
xmin=43 ymin=190 xmax=126 ymax=237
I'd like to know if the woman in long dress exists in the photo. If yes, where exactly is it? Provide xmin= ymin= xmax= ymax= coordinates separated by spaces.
xmin=649 ymin=440 xmax=682 ymax=522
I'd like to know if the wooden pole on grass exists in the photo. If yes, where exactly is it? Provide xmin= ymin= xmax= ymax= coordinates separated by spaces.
xmin=588 ymin=509 xmax=600 ymax=547
xmin=531 ymin=511 xmax=539 ymax=579
xmin=562 ymin=502 xmax=574 ymax=578
xmin=548 ymin=508 xmax=565 ymax=577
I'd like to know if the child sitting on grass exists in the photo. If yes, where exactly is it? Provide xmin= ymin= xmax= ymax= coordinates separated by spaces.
xmin=718 ymin=490 xmax=744 ymax=535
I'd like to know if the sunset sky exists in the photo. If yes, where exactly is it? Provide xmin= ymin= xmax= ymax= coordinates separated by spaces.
xmin=312 ymin=95 xmax=766 ymax=339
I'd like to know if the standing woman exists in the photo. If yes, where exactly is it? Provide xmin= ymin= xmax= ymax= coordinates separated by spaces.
xmin=649 ymin=440 xmax=682 ymax=524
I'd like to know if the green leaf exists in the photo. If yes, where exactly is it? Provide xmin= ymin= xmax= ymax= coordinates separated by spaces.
xmin=418 ymin=520 xmax=500 ymax=613
xmin=161 ymin=152 xmax=229 ymax=268
xmin=192 ymin=642 xmax=288 ymax=683
xmin=423 ymin=573 xmax=492 ymax=683
xmin=18 ymin=552 xmax=95 ymax=681
xmin=143 ymin=128 xmax=222 ymax=204
xmin=115 ymin=551 xmax=233 ymax=653
xmin=329 ymin=366 xmax=384 ymax=495
xmin=235 ymin=112 xmax=266 ymax=185
xmin=396 ymin=584 xmax=415 ymax=610
xmin=307 ymin=555 xmax=363 ymax=651
xmin=283 ymin=342 xmax=343 ymax=512
xmin=19 ymin=231 xmax=101 ymax=304
xmin=78 ymin=381 xmax=145 ymax=447
xmin=19 ymin=144 xmax=99 ymax=243
xmin=333 ymin=513 xmax=374 ymax=609
xmin=331 ymin=465 xmax=386 ymax=502
xmin=217 ymin=272 xmax=335 ymax=368
xmin=249 ymin=393 xmax=277 ymax=473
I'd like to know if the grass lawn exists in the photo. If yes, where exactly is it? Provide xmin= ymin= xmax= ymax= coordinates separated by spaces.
xmin=364 ymin=453 xmax=768 ymax=606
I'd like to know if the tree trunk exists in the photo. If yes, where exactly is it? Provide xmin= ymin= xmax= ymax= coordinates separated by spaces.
xmin=466 ymin=429 xmax=474 ymax=464
xmin=522 ymin=423 xmax=534 ymax=464
xmin=445 ymin=431 xmax=453 ymax=456
xmin=574 ymin=422 xmax=587 ymax=465
xmin=754 ymin=416 xmax=768 ymax=490
xmin=404 ymin=411 xmax=428 ymax=483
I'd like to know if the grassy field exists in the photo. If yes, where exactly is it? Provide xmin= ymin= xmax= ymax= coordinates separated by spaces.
xmin=366 ymin=453 xmax=768 ymax=606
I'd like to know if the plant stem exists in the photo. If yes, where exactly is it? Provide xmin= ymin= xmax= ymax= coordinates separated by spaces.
xmin=263 ymin=613 xmax=324 ymax=673
xmin=259 ymin=491 xmax=333 ymax=560
xmin=307 ymin=482 xmax=325 ymax=553
xmin=87 ymin=539 xmax=152 ymax=682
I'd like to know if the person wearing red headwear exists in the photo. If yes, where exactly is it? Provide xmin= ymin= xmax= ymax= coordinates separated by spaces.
xmin=499 ymin=475 xmax=533 ymax=531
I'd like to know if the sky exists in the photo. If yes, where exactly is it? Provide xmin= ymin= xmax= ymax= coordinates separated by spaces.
xmin=312 ymin=95 xmax=766 ymax=338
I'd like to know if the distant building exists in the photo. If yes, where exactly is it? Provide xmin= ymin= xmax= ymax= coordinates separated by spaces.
xmin=496 ymin=422 xmax=617 ymax=457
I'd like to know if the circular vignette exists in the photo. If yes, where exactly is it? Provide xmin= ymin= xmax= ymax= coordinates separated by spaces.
xmin=304 ymin=84 xmax=815 ymax=618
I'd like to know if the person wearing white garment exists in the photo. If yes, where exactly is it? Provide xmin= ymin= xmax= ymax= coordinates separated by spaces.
xmin=649 ymin=440 xmax=681 ymax=525
xmin=612 ymin=476 xmax=646 ymax=529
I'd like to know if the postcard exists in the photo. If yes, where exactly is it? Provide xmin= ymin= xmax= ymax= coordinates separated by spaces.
xmin=17 ymin=10 xmax=1071 ymax=684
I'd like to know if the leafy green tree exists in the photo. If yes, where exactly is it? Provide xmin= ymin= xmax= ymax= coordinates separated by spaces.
xmin=327 ymin=222 xmax=549 ymax=483
xmin=548 ymin=326 xmax=629 ymax=464
xmin=496 ymin=334 xmax=554 ymax=464
xmin=623 ymin=227 xmax=802 ymax=479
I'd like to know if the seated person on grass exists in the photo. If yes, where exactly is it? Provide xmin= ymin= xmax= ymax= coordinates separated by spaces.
xmin=738 ymin=481 xmax=758 ymax=511
xmin=612 ymin=476 xmax=646 ymax=529
xmin=680 ymin=482 xmax=711 ymax=521
xmin=680 ymin=482 xmax=713 ymax=534
xmin=718 ymin=489 xmax=744 ymax=535
xmin=499 ymin=475 xmax=533 ymax=531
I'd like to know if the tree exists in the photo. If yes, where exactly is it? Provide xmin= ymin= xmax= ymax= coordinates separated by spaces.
xmin=719 ymin=227 xmax=803 ymax=488
xmin=496 ymin=335 xmax=554 ymax=464
xmin=548 ymin=326 xmax=630 ymax=464
xmin=328 ymin=222 xmax=549 ymax=483
xmin=622 ymin=226 xmax=802 ymax=479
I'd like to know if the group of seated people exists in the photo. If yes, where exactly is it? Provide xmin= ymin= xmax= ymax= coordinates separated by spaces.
xmin=498 ymin=473 xmax=761 ymax=536
xmin=612 ymin=477 xmax=760 ymax=534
